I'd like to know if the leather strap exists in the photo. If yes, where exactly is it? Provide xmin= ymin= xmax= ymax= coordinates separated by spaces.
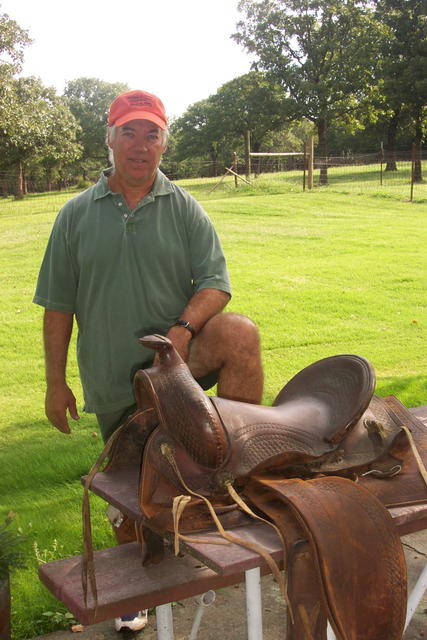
xmin=81 ymin=408 xmax=157 ymax=618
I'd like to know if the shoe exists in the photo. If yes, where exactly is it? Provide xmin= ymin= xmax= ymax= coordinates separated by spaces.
xmin=114 ymin=610 xmax=148 ymax=632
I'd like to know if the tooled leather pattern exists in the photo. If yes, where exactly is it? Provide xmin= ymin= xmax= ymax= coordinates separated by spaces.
xmin=266 ymin=477 xmax=406 ymax=640
xmin=153 ymin=367 xmax=228 ymax=469
xmin=232 ymin=423 xmax=334 ymax=475
xmin=317 ymin=478 xmax=407 ymax=638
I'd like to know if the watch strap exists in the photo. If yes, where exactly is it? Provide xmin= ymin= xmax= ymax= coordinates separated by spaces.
xmin=174 ymin=319 xmax=196 ymax=338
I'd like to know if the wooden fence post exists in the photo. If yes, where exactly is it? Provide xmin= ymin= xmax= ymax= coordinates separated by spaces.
xmin=245 ymin=130 xmax=251 ymax=181
xmin=232 ymin=153 xmax=238 ymax=188
xmin=307 ymin=136 xmax=314 ymax=189
xmin=303 ymin=143 xmax=306 ymax=191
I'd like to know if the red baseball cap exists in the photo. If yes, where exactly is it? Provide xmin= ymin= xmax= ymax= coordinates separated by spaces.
xmin=108 ymin=90 xmax=167 ymax=129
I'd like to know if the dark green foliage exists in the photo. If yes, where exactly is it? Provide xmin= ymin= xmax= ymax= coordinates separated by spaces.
xmin=372 ymin=0 xmax=426 ymax=175
xmin=0 ymin=516 xmax=26 ymax=580
xmin=64 ymin=77 xmax=129 ymax=170
xmin=0 ymin=77 xmax=82 ymax=196
xmin=0 ymin=3 xmax=424 ymax=187
xmin=170 ymin=71 xmax=294 ymax=176
xmin=233 ymin=0 xmax=385 ymax=183
xmin=0 ymin=9 xmax=31 ymax=79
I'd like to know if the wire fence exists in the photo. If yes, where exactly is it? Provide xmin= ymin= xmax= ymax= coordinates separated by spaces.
xmin=0 ymin=150 xmax=425 ymax=214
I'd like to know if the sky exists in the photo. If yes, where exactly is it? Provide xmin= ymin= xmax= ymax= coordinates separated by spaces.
xmin=1 ymin=0 xmax=255 ymax=119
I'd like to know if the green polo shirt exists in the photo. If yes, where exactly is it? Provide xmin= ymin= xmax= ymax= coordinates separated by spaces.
xmin=33 ymin=170 xmax=231 ymax=413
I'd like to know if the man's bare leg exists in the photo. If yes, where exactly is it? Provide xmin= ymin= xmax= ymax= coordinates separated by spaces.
xmin=187 ymin=313 xmax=263 ymax=404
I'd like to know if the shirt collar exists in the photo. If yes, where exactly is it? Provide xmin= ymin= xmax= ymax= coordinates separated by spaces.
xmin=93 ymin=169 xmax=174 ymax=201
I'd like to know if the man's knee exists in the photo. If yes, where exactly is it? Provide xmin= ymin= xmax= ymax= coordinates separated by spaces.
xmin=206 ymin=312 xmax=261 ymax=353
xmin=205 ymin=313 xmax=263 ymax=403
xmin=188 ymin=313 xmax=261 ymax=379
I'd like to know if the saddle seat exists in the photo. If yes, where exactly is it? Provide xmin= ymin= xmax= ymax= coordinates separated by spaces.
xmin=209 ymin=350 xmax=375 ymax=481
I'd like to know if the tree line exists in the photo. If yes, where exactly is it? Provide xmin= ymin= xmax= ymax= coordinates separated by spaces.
xmin=0 ymin=0 xmax=425 ymax=196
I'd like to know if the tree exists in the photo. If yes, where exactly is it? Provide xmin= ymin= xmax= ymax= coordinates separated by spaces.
xmin=0 ymin=8 xmax=31 ymax=80
xmin=64 ymin=77 xmax=129 ymax=174
xmin=172 ymin=72 xmax=291 ymax=176
xmin=211 ymin=71 xmax=292 ymax=175
xmin=172 ymin=98 xmax=230 ymax=175
xmin=0 ymin=8 xmax=32 ymax=194
xmin=36 ymin=99 xmax=82 ymax=190
xmin=233 ymin=0 xmax=383 ymax=184
xmin=0 ymin=12 xmax=83 ymax=195
xmin=0 ymin=77 xmax=81 ymax=196
xmin=263 ymin=118 xmax=315 ymax=151
xmin=374 ymin=0 xmax=426 ymax=178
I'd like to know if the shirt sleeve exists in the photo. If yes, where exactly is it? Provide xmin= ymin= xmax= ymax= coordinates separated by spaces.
xmin=186 ymin=199 xmax=232 ymax=296
xmin=33 ymin=204 xmax=78 ymax=313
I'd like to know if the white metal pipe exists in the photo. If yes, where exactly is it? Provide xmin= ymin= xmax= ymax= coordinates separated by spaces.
xmin=189 ymin=590 xmax=216 ymax=640
xmin=245 ymin=567 xmax=263 ymax=640
xmin=156 ymin=603 xmax=174 ymax=640
xmin=404 ymin=562 xmax=427 ymax=631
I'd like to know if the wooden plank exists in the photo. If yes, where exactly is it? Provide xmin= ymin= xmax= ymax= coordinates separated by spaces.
xmin=38 ymin=543 xmax=247 ymax=625
xmin=410 ymin=405 xmax=427 ymax=421
xmin=39 ymin=499 xmax=427 ymax=625
xmin=87 ymin=467 xmax=141 ymax=521
xmin=390 ymin=503 xmax=427 ymax=535
xmin=40 ymin=503 xmax=427 ymax=625
xmin=177 ymin=523 xmax=284 ymax=574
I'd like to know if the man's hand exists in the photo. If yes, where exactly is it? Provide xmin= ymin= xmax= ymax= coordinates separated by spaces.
xmin=165 ymin=325 xmax=193 ymax=362
xmin=45 ymin=382 xmax=79 ymax=434
xmin=160 ymin=289 xmax=230 ymax=364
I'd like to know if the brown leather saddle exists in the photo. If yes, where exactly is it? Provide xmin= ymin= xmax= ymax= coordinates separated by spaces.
xmin=85 ymin=335 xmax=427 ymax=640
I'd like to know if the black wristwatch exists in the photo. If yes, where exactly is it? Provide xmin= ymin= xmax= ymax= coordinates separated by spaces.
xmin=174 ymin=319 xmax=196 ymax=338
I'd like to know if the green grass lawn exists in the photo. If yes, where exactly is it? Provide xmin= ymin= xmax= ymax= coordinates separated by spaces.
xmin=0 ymin=174 xmax=426 ymax=638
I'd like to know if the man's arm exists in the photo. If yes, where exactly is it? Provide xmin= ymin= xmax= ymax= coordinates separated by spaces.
xmin=166 ymin=288 xmax=230 ymax=361
xmin=43 ymin=309 xmax=79 ymax=433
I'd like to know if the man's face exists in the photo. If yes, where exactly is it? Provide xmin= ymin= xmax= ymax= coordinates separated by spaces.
xmin=109 ymin=119 xmax=167 ymax=188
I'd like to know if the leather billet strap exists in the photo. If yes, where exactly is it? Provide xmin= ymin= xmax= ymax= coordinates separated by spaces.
xmin=81 ymin=408 xmax=156 ymax=618
xmin=247 ymin=475 xmax=407 ymax=640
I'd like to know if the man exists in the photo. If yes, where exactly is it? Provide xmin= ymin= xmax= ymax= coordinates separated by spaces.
xmin=34 ymin=89 xmax=263 ymax=631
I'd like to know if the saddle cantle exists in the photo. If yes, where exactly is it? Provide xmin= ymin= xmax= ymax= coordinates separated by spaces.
xmin=83 ymin=335 xmax=427 ymax=640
